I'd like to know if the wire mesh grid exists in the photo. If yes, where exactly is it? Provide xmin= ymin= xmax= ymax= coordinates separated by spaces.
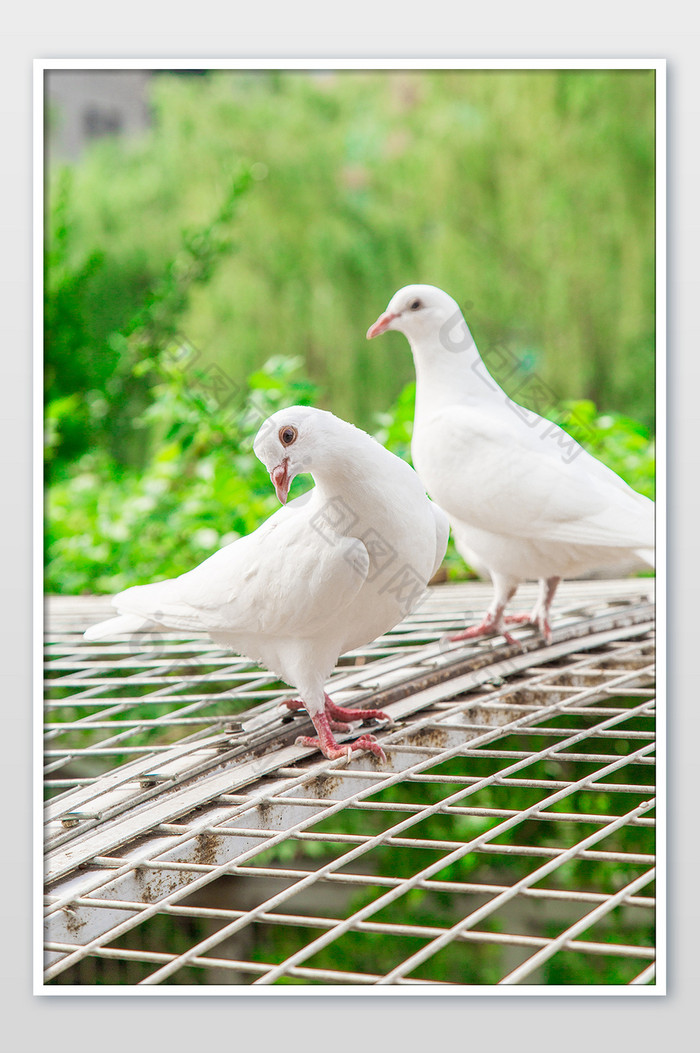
xmin=43 ymin=578 xmax=657 ymax=988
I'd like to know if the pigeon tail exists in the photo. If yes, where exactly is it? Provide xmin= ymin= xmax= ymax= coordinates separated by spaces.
xmin=83 ymin=614 xmax=153 ymax=641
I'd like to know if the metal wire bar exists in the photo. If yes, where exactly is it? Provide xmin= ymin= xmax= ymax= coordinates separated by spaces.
xmin=54 ymin=862 xmax=654 ymax=910
xmin=250 ymin=753 xmax=655 ymax=987
xmin=131 ymin=699 xmax=655 ymax=985
xmin=44 ymin=943 xmax=442 ymax=985
xmin=44 ymin=653 xmax=652 ymax=908
xmin=51 ymin=893 xmax=655 ymax=951
xmin=498 ymin=867 xmax=656 ymax=985
xmin=631 ymin=963 xmax=656 ymax=985
xmin=45 ymin=690 xmax=656 ymax=977
xmin=43 ymin=637 xmax=653 ymax=880
xmin=43 ymin=581 xmax=657 ymax=987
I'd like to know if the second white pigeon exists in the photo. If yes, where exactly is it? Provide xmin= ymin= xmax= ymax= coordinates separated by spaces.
xmin=367 ymin=284 xmax=654 ymax=644
xmin=84 ymin=405 xmax=449 ymax=760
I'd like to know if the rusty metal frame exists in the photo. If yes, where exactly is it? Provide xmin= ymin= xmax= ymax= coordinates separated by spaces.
xmin=42 ymin=579 xmax=658 ymax=989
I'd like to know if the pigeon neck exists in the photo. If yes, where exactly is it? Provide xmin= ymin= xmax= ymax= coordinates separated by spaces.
xmin=409 ymin=322 xmax=501 ymax=422
xmin=310 ymin=437 xmax=406 ymax=519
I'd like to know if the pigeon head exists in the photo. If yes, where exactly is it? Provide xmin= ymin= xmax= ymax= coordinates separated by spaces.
xmin=366 ymin=284 xmax=464 ymax=345
xmin=254 ymin=405 xmax=336 ymax=504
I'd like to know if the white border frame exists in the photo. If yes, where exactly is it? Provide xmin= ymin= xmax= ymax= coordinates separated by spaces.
xmin=34 ymin=58 xmax=666 ymax=997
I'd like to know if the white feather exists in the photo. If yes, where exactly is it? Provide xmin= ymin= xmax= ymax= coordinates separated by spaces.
xmin=368 ymin=285 xmax=654 ymax=637
xmin=85 ymin=406 xmax=448 ymax=725
xmin=83 ymin=614 xmax=151 ymax=641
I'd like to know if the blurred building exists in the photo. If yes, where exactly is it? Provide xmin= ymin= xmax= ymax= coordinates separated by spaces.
xmin=45 ymin=69 xmax=154 ymax=163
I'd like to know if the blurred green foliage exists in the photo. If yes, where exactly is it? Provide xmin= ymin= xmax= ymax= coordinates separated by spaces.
xmin=46 ymin=354 xmax=317 ymax=593
xmin=45 ymin=68 xmax=656 ymax=475
xmin=45 ymin=68 xmax=656 ymax=591
xmin=45 ymin=158 xmax=254 ymax=477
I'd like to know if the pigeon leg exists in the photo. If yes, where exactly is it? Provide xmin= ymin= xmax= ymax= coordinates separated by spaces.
xmin=450 ymin=580 xmax=520 ymax=645
xmin=536 ymin=575 xmax=560 ymax=643
xmin=449 ymin=608 xmax=518 ymax=646
xmin=281 ymin=697 xmax=351 ymax=731
xmin=281 ymin=699 xmax=305 ymax=711
xmin=281 ymin=693 xmax=391 ymax=726
xmin=503 ymin=576 xmax=561 ymax=644
xmin=296 ymin=707 xmax=388 ymax=762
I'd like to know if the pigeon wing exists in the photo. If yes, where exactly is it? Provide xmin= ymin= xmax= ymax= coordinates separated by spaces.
xmin=111 ymin=506 xmax=370 ymax=640
xmin=425 ymin=405 xmax=653 ymax=552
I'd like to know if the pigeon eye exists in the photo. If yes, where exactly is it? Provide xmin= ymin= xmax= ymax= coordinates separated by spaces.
xmin=279 ymin=425 xmax=298 ymax=447
xmin=410 ymin=299 xmax=422 ymax=311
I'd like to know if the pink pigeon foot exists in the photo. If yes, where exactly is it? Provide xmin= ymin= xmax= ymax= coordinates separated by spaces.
xmin=503 ymin=612 xmax=553 ymax=645
xmin=281 ymin=693 xmax=390 ymax=761
xmin=296 ymin=710 xmax=388 ymax=762
xmin=501 ymin=578 xmax=559 ymax=645
xmin=281 ymin=693 xmax=391 ymax=725
xmin=449 ymin=613 xmax=518 ymax=647
xmin=282 ymin=697 xmax=351 ymax=732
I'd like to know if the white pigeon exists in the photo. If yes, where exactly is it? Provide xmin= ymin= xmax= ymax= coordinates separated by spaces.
xmin=367 ymin=284 xmax=654 ymax=644
xmin=84 ymin=405 xmax=449 ymax=760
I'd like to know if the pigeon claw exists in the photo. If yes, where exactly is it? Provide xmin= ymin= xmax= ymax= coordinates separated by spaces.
xmin=295 ymin=732 xmax=387 ymax=763
xmin=349 ymin=735 xmax=387 ymax=763
xmin=281 ymin=694 xmax=392 ymax=726
xmin=323 ymin=694 xmax=391 ymax=726
xmin=285 ymin=694 xmax=390 ymax=761
xmin=448 ymin=615 xmax=519 ymax=647
xmin=503 ymin=612 xmax=553 ymax=645
xmin=280 ymin=698 xmax=306 ymax=714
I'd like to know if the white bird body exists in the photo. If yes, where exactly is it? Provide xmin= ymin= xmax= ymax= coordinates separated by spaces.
xmin=411 ymin=402 xmax=653 ymax=581
xmin=368 ymin=284 xmax=654 ymax=642
xmin=85 ymin=405 xmax=448 ymax=758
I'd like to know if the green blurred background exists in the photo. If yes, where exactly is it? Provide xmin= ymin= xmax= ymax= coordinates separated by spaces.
xmin=45 ymin=68 xmax=656 ymax=594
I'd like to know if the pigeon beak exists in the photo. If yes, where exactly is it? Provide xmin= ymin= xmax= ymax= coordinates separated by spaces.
xmin=366 ymin=311 xmax=398 ymax=339
xmin=271 ymin=460 xmax=291 ymax=504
